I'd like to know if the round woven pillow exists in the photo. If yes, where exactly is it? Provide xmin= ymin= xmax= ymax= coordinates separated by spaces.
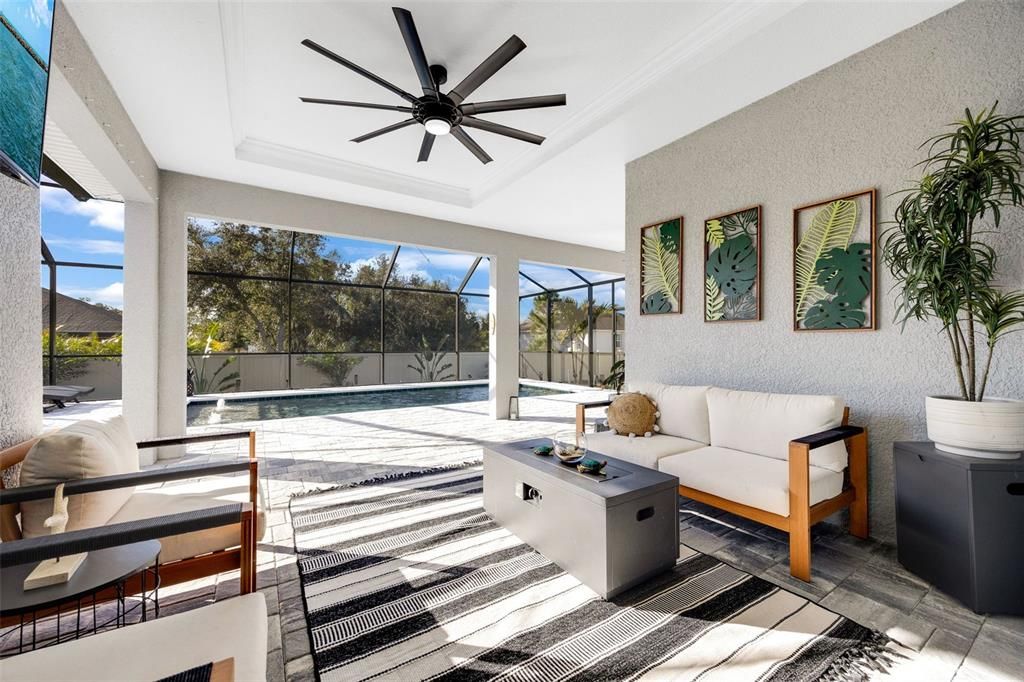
xmin=606 ymin=392 xmax=658 ymax=437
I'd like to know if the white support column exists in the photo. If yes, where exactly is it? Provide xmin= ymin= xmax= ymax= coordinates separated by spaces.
xmin=122 ymin=200 xmax=160 ymax=464
xmin=489 ymin=251 xmax=520 ymax=419
xmin=156 ymin=187 xmax=188 ymax=458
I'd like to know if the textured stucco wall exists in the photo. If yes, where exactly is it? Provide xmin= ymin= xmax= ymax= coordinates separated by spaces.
xmin=0 ymin=175 xmax=42 ymax=450
xmin=625 ymin=0 xmax=1024 ymax=542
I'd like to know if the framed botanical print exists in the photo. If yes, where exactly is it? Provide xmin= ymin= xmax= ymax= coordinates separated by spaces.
xmin=640 ymin=217 xmax=682 ymax=315
xmin=792 ymin=189 xmax=876 ymax=331
xmin=704 ymin=205 xmax=761 ymax=322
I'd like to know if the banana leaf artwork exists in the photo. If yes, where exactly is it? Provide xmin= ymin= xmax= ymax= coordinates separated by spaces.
xmin=792 ymin=189 xmax=877 ymax=331
xmin=704 ymin=206 xmax=761 ymax=321
xmin=640 ymin=217 xmax=682 ymax=315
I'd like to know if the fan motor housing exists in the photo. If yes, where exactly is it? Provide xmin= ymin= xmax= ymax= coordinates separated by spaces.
xmin=415 ymin=96 xmax=462 ymax=128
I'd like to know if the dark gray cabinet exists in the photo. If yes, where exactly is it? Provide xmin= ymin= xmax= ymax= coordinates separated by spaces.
xmin=894 ymin=441 xmax=1024 ymax=615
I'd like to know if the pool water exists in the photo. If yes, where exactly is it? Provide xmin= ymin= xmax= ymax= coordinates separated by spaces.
xmin=186 ymin=383 xmax=568 ymax=426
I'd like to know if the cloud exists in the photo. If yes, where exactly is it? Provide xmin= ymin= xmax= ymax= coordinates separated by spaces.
xmin=64 ymin=282 xmax=124 ymax=309
xmin=41 ymin=186 xmax=124 ymax=231
xmin=45 ymin=238 xmax=123 ymax=256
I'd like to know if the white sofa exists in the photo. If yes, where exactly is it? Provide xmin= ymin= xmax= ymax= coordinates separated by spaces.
xmin=578 ymin=384 xmax=869 ymax=581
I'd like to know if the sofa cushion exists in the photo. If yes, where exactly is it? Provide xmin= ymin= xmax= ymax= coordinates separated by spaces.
xmin=706 ymin=388 xmax=848 ymax=472
xmin=586 ymin=431 xmax=704 ymax=470
xmin=108 ymin=475 xmax=266 ymax=563
xmin=19 ymin=416 xmax=139 ymax=538
xmin=629 ymin=382 xmax=711 ymax=444
xmin=0 ymin=593 xmax=267 ymax=682
xmin=658 ymin=446 xmax=845 ymax=517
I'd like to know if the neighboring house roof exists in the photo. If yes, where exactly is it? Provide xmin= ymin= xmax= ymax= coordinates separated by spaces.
xmin=41 ymin=288 xmax=123 ymax=335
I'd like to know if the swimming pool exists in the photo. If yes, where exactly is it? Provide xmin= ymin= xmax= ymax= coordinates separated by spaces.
xmin=186 ymin=383 xmax=568 ymax=426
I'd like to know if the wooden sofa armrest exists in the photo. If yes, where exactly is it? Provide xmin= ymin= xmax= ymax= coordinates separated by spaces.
xmin=575 ymin=399 xmax=615 ymax=435
xmin=0 ymin=503 xmax=246 ymax=567
xmin=0 ymin=460 xmax=254 ymax=507
xmin=790 ymin=424 xmax=864 ymax=449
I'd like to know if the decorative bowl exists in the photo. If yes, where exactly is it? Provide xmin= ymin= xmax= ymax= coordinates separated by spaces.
xmin=557 ymin=455 xmax=584 ymax=466
xmin=552 ymin=431 xmax=587 ymax=461
xmin=576 ymin=458 xmax=607 ymax=475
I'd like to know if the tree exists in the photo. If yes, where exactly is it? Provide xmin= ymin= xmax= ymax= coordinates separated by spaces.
xmin=523 ymin=292 xmax=609 ymax=384
xmin=186 ymin=219 xmax=488 ymax=388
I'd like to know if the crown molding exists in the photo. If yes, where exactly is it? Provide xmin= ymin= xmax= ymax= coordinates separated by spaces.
xmin=236 ymin=137 xmax=474 ymax=206
xmin=219 ymin=0 xmax=800 ymax=207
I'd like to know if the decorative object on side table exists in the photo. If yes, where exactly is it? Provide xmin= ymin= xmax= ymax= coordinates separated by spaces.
xmin=24 ymin=484 xmax=86 ymax=590
xmin=705 ymin=205 xmax=761 ymax=321
xmin=793 ymin=189 xmax=876 ymax=331
xmin=894 ymin=441 xmax=1023 ymax=614
xmin=883 ymin=104 xmax=1024 ymax=459
xmin=640 ymin=217 xmax=682 ymax=314
xmin=606 ymin=392 xmax=660 ymax=439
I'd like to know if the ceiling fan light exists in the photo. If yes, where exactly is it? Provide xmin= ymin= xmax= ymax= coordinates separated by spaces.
xmin=424 ymin=118 xmax=451 ymax=136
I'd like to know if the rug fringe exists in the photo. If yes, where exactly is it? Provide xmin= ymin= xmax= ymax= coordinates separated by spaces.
xmin=287 ymin=460 xmax=482 ymax=501
xmin=818 ymin=630 xmax=906 ymax=682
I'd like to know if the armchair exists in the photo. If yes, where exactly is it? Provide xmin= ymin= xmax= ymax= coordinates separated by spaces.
xmin=0 ymin=423 xmax=261 ymax=626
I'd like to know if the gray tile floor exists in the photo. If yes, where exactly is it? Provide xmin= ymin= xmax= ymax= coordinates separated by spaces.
xmin=21 ymin=394 xmax=1024 ymax=680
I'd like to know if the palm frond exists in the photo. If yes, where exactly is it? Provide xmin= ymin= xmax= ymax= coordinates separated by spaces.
xmin=795 ymin=199 xmax=858 ymax=321
xmin=642 ymin=232 xmax=679 ymax=308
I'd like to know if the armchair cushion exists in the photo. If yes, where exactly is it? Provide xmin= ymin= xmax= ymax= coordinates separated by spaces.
xmin=658 ymin=446 xmax=844 ymax=517
xmin=108 ymin=475 xmax=266 ymax=563
xmin=19 ymin=416 xmax=139 ymax=538
xmin=706 ymin=388 xmax=848 ymax=472
xmin=586 ymin=431 xmax=704 ymax=470
xmin=629 ymin=382 xmax=711 ymax=444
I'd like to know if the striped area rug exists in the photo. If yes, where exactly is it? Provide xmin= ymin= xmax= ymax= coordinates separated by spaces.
xmin=290 ymin=465 xmax=897 ymax=681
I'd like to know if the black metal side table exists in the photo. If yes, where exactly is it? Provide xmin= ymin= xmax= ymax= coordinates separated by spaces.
xmin=0 ymin=540 xmax=161 ymax=655
xmin=894 ymin=441 xmax=1024 ymax=615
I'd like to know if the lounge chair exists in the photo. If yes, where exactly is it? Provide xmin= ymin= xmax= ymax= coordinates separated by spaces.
xmin=42 ymin=385 xmax=95 ymax=409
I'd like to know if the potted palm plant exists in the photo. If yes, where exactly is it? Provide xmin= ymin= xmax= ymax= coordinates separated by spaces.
xmin=884 ymin=104 xmax=1024 ymax=459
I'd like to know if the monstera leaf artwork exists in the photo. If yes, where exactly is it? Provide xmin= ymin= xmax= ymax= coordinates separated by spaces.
xmin=704 ymin=206 xmax=761 ymax=321
xmin=640 ymin=217 xmax=682 ymax=315
xmin=707 ymin=234 xmax=757 ymax=297
xmin=803 ymin=298 xmax=867 ymax=329
xmin=793 ymin=191 xmax=876 ymax=331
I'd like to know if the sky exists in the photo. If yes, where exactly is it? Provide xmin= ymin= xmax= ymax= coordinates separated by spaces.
xmin=40 ymin=185 xmax=125 ymax=309
xmin=0 ymin=0 xmax=54 ymax=64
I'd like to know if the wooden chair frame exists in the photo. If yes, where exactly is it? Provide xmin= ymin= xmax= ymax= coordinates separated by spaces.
xmin=0 ymin=430 xmax=259 ymax=617
xmin=576 ymin=401 xmax=869 ymax=581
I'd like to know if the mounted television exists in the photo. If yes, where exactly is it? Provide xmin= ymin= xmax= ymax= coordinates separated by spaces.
xmin=0 ymin=0 xmax=55 ymax=187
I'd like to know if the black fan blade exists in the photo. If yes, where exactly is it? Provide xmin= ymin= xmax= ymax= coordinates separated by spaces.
xmin=302 ymin=39 xmax=419 ymax=104
xmin=299 ymin=97 xmax=414 ymax=112
xmin=448 ymin=35 xmax=526 ymax=104
xmin=460 ymin=94 xmax=565 ymax=115
xmin=460 ymin=116 xmax=544 ymax=145
xmin=451 ymin=127 xmax=492 ymax=164
xmin=393 ymin=7 xmax=437 ymax=98
xmin=351 ymin=118 xmax=418 ymax=143
xmin=417 ymin=131 xmax=435 ymax=162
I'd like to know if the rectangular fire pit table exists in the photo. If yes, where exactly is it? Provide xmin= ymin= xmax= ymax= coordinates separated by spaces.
xmin=483 ymin=438 xmax=680 ymax=599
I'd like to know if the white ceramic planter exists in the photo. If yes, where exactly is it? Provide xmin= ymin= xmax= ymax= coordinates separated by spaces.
xmin=925 ymin=396 xmax=1024 ymax=459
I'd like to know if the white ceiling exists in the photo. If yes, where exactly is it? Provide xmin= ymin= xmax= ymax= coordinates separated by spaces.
xmin=62 ymin=0 xmax=958 ymax=251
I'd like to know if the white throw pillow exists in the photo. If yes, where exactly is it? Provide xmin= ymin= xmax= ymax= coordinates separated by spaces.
xmin=19 ymin=416 xmax=139 ymax=538
xmin=706 ymin=388 xmax=848 ymax=472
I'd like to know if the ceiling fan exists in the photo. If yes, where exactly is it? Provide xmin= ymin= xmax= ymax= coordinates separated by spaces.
xmin=300 ymin=7 xmax=566 ymax=164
